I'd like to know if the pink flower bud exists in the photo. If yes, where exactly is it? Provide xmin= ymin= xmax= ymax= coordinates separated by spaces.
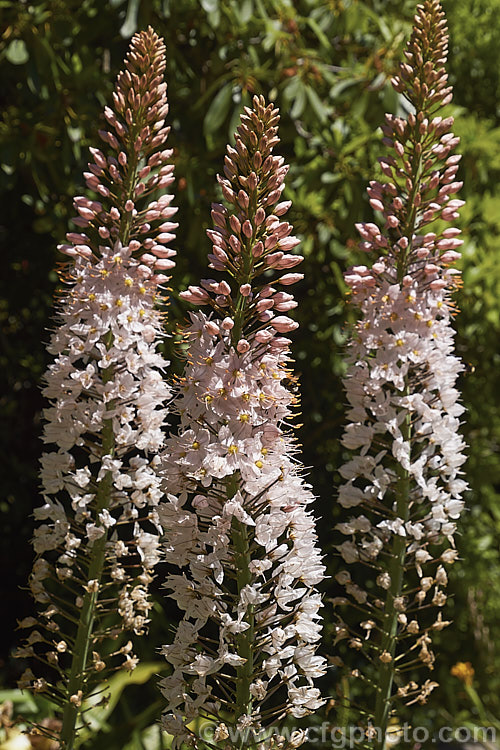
xmin=265 ymin=252 xmax=284 ymax=268
xmin=255 ymin=329 xmax=273 ymax=343
xmin=370 ymin=199 xmax=385 ymax=212
xmin=260 ymin=286 xmax=276 ymax=298
xmin=271 ymin=316 xmax=299 ymax=333
xmin=259 ymin=310 xmax=274 ymax=323
xmin=269 ymin=336 xmax=291 ymax=350
xmin=154 ymin=258 xmax=176 ymax=270
xmin=274 ymin=200 xmax=292 ymax=216
xmin=278 ymin=274 xmax=304 ymax=285
xmin=229 ymin=215 xmax=241 ymax=233
xmin=153 ymin=273 xmax=169 ymax=284
xmin=157 ymin=232 xmax=176 ymax=243
xmin=424 ymin=264 xmax=440 ymax=275
xmin=179 ymin=286 xmax=210 ymax=303
xmin=242 ymin=220 xmax=253 ymax=238
xmin=255 ymin=207 xmax=266 ymax=225
xmin=264 ymin=233 xmax=279 ymax=250
xmin=236 ymin=339 xmax=250 ymax=353
xmin=442 ymin=227 xmax=461 ymax=238
xmin=216 ymin=281 xmax=231 ymax=296
xmin=204 ymin=321 xmax=220 ymax=336
xmin=207 ymin=229 xmax=226 ymax=247
xmin=237 ymin=190 xmax=249 ymax=209
xmin=239 ymin=284 xmax=252 ymax=297
xmin=275 ymin=254 xmax=304 ymax=270
xmin=74 ymin=245 xmax=93 ymax=258
xmin=229 ymin=235 xmax=242 ymax=253
xmin=221 ymin=317 xmax=234 ymax=330
xmin=277 ymin=236 xmax=301 ymax=252
xmin=256 ymin=299 xmax=274 ymax=312
xmin=440 ymin=251 xmax=461 ymax=264
xmin=274 ymin=299 xmax=297 ymax=311
xmin=89 ymin=147 xmax=107 ymax=168
xmin=152 ymin=245 xmax=176 ymax=258
xmin=77 ymin=207 xmax=95 ymax=221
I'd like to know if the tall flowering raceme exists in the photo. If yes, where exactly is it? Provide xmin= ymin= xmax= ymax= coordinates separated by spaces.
xmin=159 ymin=96 xmax=326 ymax=749
xmin=333 ymin=1 xmax=467 ymax=743
xmin=16 ymin=29 xmax=177 ymax=749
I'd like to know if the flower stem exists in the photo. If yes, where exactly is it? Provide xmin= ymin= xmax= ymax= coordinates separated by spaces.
xmin=227 ymin=473 xmax=254 ymax=747
xmin=60 ymin=370 xmax=115 ymax=749
xmin=374 ymin=399 xmax=411 ymax=750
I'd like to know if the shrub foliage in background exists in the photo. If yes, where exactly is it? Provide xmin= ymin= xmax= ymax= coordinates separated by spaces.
xmin=1 ymin=0 xmax=500 ymax=743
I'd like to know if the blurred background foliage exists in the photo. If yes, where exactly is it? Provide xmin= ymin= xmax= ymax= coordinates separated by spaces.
xmin=1 ymin=0 xmax=500 ymax=745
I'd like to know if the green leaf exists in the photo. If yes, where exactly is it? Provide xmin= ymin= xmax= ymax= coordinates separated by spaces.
xmin=203 ymin=83 xmax=233 ymax=137
xmin=306 ymin=17 xmax=331 ymax=48
xmin=240 ymin=0 xmax=254 ymax=24
xmin=290 ymin=83 xmax=307 ymax=119
xmin=200 ymin=0 xmax=218 ymax=11
xmin=120 ymin=0 xmax=141 ymax=38
xmin=5 ymin=39 xmax=29 ymax=65
xmin=306 ymin=85 xmax=328 ymax=123
xmin=76 ymin=663 xmax=165 ymax=745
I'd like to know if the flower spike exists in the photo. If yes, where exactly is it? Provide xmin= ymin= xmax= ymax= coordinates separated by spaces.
xmin=335 ymin=2 xmax=467 ymax=744
xmin=159 ymin=95 xmax=326 ymax=750
xmin=17 ymin=28 xmax=176 ymax=749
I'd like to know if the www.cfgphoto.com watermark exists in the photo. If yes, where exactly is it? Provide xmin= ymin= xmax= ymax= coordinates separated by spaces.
xmin=200 ymin=722 xmax=497 ymax=748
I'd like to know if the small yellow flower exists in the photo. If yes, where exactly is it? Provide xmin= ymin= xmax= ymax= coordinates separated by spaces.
xmin=450 ymin=661 xmax=474 ymax=687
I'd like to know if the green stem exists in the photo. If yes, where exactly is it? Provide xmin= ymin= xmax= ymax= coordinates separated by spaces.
xmin=227 ymin=473 xmax=254 ymax=750
xmin=374 ymin=400 xmax=411 ymax=750
xmin=60 ymin=420 xmax=115 ymax=749
xmin=60 ymin=352 xmax=115 ymax=749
